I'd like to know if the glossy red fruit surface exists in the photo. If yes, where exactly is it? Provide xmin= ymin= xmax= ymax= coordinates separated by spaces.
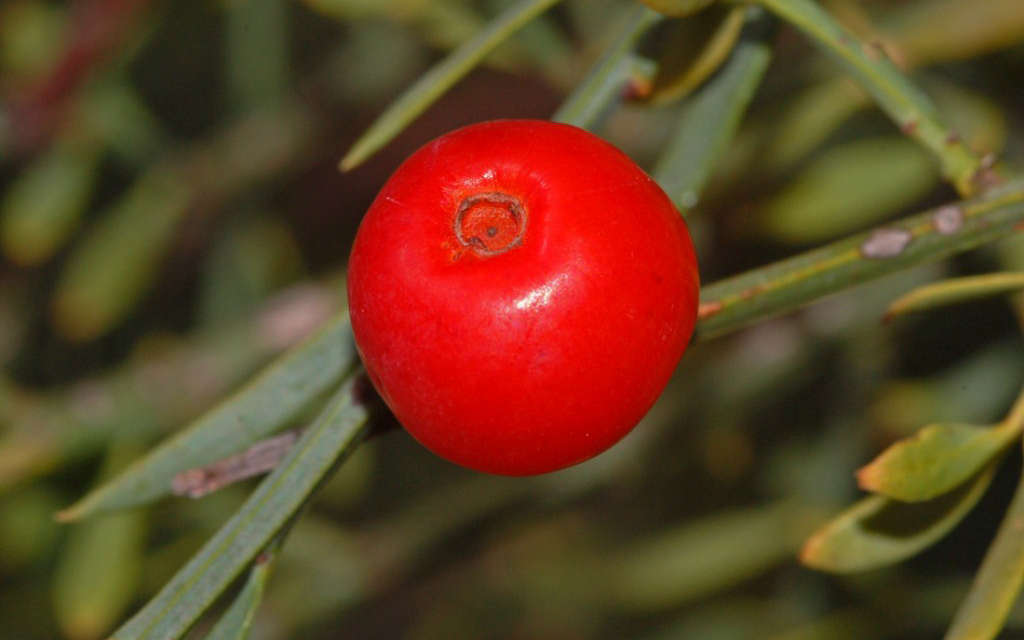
xmin=347 ymin=120 xmax=699 ymax=475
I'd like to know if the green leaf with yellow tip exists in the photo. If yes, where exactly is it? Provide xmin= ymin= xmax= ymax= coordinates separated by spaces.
xmin=801 ymin=464 xmax=995 ymax=573
xmin=857 ymin=422 xmax=1016 ymax=502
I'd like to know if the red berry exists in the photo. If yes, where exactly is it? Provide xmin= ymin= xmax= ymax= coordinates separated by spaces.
xmin=347 ymin=120 xmax=699 ymax=475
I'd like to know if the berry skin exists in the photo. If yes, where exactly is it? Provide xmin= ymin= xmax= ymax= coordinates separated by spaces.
xmin=347 ymin=120 xmax=699 ymax=475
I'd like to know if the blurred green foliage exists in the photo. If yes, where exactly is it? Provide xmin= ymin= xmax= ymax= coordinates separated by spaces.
xmin=1 ymin=0 xmax=1024 ymax=639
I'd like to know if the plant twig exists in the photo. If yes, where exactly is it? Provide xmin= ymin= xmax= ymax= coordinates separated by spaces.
xmin=171 ymin=430 xmax=302 ymax=499
xmin=696 ymin=178 xmax=1024 ymax=340
xmin=747 ymin=0 xmax=989 ymax=196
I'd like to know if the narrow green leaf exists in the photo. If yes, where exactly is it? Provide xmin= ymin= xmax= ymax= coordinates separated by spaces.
xmin=110 ymin=377 xmax=369 ymax=640
xmin=753 ymin=0 xmax=984 ymax=196
xmin=0 ymin=284 xmax=24 ymax=368
xmin=53 ymin=445 xmax=148 ymax=640
xmin=339 ymin=0 xmax=564 ymax=171
xmin=882 ymin=0 xmax=1024 ymax=69
xmin=759 ymin=78 xmax=868 ymax=177
xmin=263 ymin=516 xmax=366 ymax=628
xmin=302 ymin=0 xmax=488 ymax=54
xmin=927 ymin=78 xmax=1008 ymax=158
xmin=999 ymin=231 xmax=1024 ymax=272
xmin=886 ymin=272 xmax=1024 ymax=319
xmin=758 ymin=612 xmax=876 ymax=640
xmin=198 ymin=217 xmax=307 ymax=328
xmin=857 ymin=422 xmax=1017 ymax=502
xmin=52 ymin=98 xmax=317 ymax=342
xmin=226 ymin=0 xmax=288 ymax=112
xmin=752 ymin=2 xmax=1014 ymax=179
xmin=54 ymin=507 xmax=148 ymax=640
xmin=759 ymin=137 xmax=938 ymax=244
xmin=79 ymin=82 xmax=168 ymax=164
xmin=485 ymin=0 xmax=575 ymax=83
xmin=58 ymin=313 xmax=356 ymax=521
xmin=1 ymin=143 xmax=98 ymax=266
xmin=203 ymin=540 xmax=279 ymax=640
xmin=801 ymin=464 xmax=995 ymax=573
xmin=51 ymin=168 xmax=192 ymax=342
xmin=0 ymin=1 xmax=64 ymax=79
xmin=945 ymin=456 xmax=1024 ymax=639
xmin=653 ymin=6 xmax=773 ymax=211
xmin=871 ymin=359 xmax=1024 ymax=444
xmin=0 ymin=486 xmax=62 ymax=569
xmin=551 ymin=5 xmax=661 ymax=129
xmin=607 ymin=502 xmax=812 ymax=610
xmin=1 ymin=284 xmax=341 ymax=493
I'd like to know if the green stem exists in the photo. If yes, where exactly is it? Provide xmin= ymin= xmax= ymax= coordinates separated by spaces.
xmin=696 ymin=178 xmax=1024 ymax=340
xmin=747 ymin=0 xmax=986 ymax=197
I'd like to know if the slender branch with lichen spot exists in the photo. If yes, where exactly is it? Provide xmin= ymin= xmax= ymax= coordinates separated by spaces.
xmin=696 ymin=178 xmax=1024 ymax=340
xmin=745 ymin=0 xmax=990 ymax=197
